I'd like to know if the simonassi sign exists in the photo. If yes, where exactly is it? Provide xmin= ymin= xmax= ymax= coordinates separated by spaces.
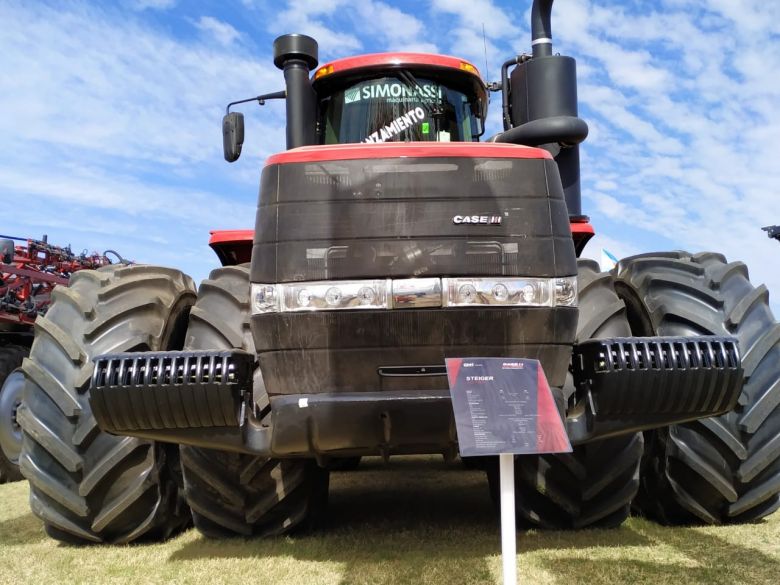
xmin=345 ymin=81 xmax=442 ymax=104
xmin=348 ymin=79 xmax=443 ymax=143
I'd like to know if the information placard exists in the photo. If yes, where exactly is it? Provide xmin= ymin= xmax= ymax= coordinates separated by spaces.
xmin=446 ymin=357 xmax=572 ymax=456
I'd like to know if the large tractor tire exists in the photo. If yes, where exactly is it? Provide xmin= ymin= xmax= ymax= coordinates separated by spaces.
xmin=614 ymin=251 xmax=780 ymax=525
xmin=486 ymin=259 xmax=643 ymax=529
xmin=180 ymin=265 xmax=329 ymax=538
xmin=18 ymin=265 xmax=196 ymax=543
xmin=0 ymin=344 xmax=27 ymax=483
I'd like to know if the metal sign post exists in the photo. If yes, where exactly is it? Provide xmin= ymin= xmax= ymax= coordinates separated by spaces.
xmin=500 ymin=452 xmax=517 ymax=585
xmin=446 ymin=357 xmax=572 ymax=585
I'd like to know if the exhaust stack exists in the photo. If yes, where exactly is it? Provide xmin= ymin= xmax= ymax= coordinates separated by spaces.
xmin=496 ymin=0 xmax=588 ymax=219
xmin=530 ymin=0 xmax=554 ymax=58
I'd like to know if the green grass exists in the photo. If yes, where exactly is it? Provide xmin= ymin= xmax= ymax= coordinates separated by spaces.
xmin=1 ymin=456 xmax=778 ymax=585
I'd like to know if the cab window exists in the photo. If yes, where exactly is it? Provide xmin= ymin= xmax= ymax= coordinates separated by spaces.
xmin=320 ymin=75 xmax=481 ymax=144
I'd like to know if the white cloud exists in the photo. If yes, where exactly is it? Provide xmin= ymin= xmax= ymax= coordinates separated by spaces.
xmin=0 ymin=157 xmax=258 ymax=284
xmin=706 ymin=0 xmax=780 ymax=35
xmin=264 ymin=1 xmax=439 ymax=60
xmin=581 ymin=233 xmax=643 ymax=271
xmin=354 ymin=2 xmax=438 ymax=53
xmin=272 ymin=0 xmax=362 ymax=56
xmin=2 ymin=0 xmax=778 ymax=318
xmin=431 ymin=0 xmax=516 ymax=39
xmin=430 ymin=0 xmax=520 ymax=73
xmin=558 ymin=0 xmax=780 ymax=313
xmin=195 ymin=16 xmax=241 ymax=46
xmin=0 ymin=3 xmax=283 ymax=166
xmin=0 ymin=2 xmax=283 ymax=285
xmin=131 ymin=0 xmax=176 ymax=11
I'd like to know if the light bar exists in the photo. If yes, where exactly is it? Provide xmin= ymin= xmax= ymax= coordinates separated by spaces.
xmin=252 ymin=276 xmax=577 ymax=314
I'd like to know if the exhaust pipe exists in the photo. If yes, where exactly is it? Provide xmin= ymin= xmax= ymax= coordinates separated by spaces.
xmin=496 ymin=0 xmax=587 ymax=219
xmin=530 ymin=0 xmax=554 ymax=58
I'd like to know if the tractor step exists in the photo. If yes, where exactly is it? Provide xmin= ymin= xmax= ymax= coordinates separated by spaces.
xmin=90 ymin=350 xmax=254 ymax=434
xmin=568 ymin=336 xmax=743 ymax=443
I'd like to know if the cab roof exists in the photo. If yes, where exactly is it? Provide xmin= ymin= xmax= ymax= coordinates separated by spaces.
xmin=313 ymin=52 xmax=485 ymax=86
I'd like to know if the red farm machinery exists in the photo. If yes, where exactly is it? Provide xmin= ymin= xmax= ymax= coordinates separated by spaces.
xmin=0 ymin=235 xmax=121 ymax=482
xmin=14 ymin=0 xmax=780 ymax=544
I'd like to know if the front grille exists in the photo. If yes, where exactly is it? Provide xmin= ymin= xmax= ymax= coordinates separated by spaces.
xmin=252 ymin=156 xmax=577 ymax=283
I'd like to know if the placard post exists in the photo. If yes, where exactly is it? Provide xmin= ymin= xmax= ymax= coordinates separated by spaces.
xmin=500 ymin=452 xmax=517 ymax=585
xmin=446 ymin=357 xmax=571 ymax=585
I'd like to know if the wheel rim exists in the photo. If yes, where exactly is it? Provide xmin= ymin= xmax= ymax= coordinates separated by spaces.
xmin=0 ymin=369 xmax=25 ymax=465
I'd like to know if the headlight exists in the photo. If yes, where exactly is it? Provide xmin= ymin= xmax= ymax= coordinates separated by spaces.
xmin=251 ymin=275 xmax=577 ymax=314
xmin=252 ymin=284 xmax=279 ymax=314
xmin=443 ymin=277 xmax=554 ymax=307
xmin=253 ymin=280 xmax=388 ymax=313
xmin=554 ymin=277 xmax=578 ymax=307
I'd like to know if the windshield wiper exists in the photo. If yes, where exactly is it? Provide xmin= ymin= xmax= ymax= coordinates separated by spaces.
xmin=396 ymin=70 xmax=443 ymax=133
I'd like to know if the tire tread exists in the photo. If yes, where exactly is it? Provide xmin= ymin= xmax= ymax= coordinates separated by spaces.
xmin=19 ymin=264 xmax=196 ymax=543
xmin=488 ymin=260 xmax=643 ymax=529
xmin=180 ymin=265 xmax=328 ymax=538
xmin=616 ymin=251 xmax=780 ymax=525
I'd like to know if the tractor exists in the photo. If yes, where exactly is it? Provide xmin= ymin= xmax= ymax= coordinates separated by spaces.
xmin=17 ymin=0 xmax=780 ymax=543
xmin=0 ymin=235 xmax=119 ymax=482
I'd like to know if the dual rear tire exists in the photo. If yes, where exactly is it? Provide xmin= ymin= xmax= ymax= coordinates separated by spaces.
xmin=487 ymin=251 xmax=780 ymax=529
xmin=180 ymin=265 xmax=329 ymax=538
xmin=16 ymin=263 xmax=328 ymax=543
xmin=18 ymin=265 xmax=196 ymax=543
xmin=487 ymin=259 xmax=643 ymax=529
xmin=614 ymin=251 xmax=780 ymax=524
xmin=16 ymin=251 xmax=780 ymax=542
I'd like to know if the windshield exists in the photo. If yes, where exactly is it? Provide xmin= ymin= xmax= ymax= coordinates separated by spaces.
xmin=320 ymin=74 xmax=482 ymax=144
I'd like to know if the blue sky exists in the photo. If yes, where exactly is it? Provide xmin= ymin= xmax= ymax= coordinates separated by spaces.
xmin=2 ymin=0 xmax=779 ymax=314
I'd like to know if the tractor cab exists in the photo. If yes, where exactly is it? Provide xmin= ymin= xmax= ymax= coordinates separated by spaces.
xmin=311 ymin=54 xmax=487 ymax=144
xmin=220 ymin=37 xmax=493 ymax=162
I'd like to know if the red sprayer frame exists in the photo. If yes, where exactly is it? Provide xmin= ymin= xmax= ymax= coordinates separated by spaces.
xmin=0 ymin=236 xmax=116 ymax=326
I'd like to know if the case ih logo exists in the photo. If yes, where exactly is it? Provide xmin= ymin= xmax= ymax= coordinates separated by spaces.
xmin=452 ymin=215 xmax=502 ymax=225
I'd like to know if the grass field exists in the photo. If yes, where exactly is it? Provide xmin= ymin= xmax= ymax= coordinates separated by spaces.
xmin=1 ymin=456 xmax=778 ymax=585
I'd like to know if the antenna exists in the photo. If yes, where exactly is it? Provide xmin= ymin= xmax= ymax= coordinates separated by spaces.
xmin=482 ymin=23 xmax=490 ymax=81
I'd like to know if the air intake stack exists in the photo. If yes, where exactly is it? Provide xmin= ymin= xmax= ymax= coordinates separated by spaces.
xmin=273 ymin=34 xmax=319 ymax=149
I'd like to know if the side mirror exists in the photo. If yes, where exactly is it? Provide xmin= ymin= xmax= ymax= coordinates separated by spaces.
xmin=222 ymin=112 xmax=245 ymax=162
xmin=470 ymin=100 xmax=485 ymax=138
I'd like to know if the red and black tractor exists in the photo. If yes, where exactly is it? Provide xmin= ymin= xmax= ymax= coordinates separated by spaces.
xmin=17 ymin=0 xmax=780 ymax=544
xmin=0 ymin=235 xmax=119 ymax=482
